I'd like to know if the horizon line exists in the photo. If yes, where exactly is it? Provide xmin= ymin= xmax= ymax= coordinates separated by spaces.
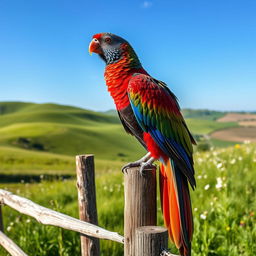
xmin=0 ymin=100 xmax=255 ymax=113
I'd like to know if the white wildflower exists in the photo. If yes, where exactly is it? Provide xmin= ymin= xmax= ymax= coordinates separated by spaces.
xmin=197 ymin=175 xmax=202 ymax=179
xmin=200 ymin=213 xmax=207 ymax=220
xmin=203 ymin=174 xmax=208 ymax=179
xmin=216 ymin=163 xmax=222 ymax=169
xmin=216 ymin=177 xmax=223 ymax=189
xmin=238 ymin=156 xmax=243 ymax=161
xmin=194 ymin=208 xmax=198 ymax=212
xmin=204 ymin=184 xmax=210 ymax=190
xmin=7 ymin=226 xmax=11 ymax=232
xmin=230 ymin=159 xmax=236 ymax=164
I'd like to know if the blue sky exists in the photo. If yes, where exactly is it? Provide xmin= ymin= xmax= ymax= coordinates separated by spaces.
xmin=0 ymin=0 xmax=255 ymax=111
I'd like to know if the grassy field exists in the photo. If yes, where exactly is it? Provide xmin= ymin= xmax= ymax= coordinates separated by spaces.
xmin=0 ymin=102 xmax=147 ymax=175
xmin=185 ymin=118 xmax=237 ymax=135
xmin=0 ymin=102 xmax=254 ymax=255
xmin=1 ymin=143 xmax=255 ymax=255
xmin=0 ymin=146 xmax=126 ymax=179
xmin=0 ymin=102 xmax=239 ymax=175
xmin=0 ymin=102 xmax=145 ymax=161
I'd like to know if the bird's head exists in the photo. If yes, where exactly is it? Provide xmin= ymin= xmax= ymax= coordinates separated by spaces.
xmin=89 ymin=33 xmax=139 ymax=65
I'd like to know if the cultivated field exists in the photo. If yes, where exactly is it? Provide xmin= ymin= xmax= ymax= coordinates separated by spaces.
xmin=217 ymin=113 xmax=256 ymax=122
xmin=211 ymin=127 xmax=256 ymax=143
xmin=239 ymin=121 xmax=256 ymax=127
xmin=210 ymin=113 xmax=256 ymax=143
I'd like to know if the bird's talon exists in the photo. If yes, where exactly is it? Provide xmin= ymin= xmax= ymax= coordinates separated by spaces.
xmin=139 ymin=163 xmax=155 ymax=176
xmin=121 ymin=166 xmax=128 ymax=174
xmin=122 ymin=157 xmax=155 ymax=175
xmin=139 ymin=168 xmax=146 ymax=176
xmin=121 ymin=162 xmax=140 ymax=174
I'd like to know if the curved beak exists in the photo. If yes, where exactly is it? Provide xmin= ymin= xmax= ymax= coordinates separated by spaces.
xmin=89 ymin=39 xmax=103 ymax=55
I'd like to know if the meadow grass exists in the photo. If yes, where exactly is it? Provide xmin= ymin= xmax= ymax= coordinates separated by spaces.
xmin=1 ymin=143 xmax=255 ymax=256
xmin=209 ymin=138 xmax=237 ymax=148
xmin=185 ymin=118 xmax=237 ymax=135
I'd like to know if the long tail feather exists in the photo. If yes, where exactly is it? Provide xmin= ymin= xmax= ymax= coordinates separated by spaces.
xmin=160 ymin=160 xmax=193 ymax=256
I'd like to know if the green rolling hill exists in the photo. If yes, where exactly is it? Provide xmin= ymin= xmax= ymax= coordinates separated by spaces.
xmin=0 ymin=102 xmax=237 ymax=175
xmin=0 ymin=102 xmax=146 ymax=175
xmin=182 ymin=109 xmax=226 ymax=120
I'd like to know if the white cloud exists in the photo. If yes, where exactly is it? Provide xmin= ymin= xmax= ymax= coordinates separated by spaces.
xmin=142 ymin=1 xmax=153 ymax=8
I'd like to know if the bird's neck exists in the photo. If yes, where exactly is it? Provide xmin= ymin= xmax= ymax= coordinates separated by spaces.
xmin=104 ymin=44 xmax=147 ymax=110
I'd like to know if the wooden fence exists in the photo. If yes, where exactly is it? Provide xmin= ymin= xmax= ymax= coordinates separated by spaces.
xmin=0 ymin=155 xmax=177 ymax=256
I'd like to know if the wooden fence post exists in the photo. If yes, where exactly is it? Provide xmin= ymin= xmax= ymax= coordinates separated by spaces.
xmin=124 ymin=166 xmax=157 ymax=256
xmin=76 ymin=155 xmax=100 ymax=256
xmin=0 ymin=204 xmax=3 ymax=232
xmin=135 ymin=226 xmax=168 ymax=256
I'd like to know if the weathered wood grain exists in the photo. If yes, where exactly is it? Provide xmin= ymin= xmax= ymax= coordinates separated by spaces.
xmin=135 ymin=226 xmax=168 ymax=256
xmin=124 ymin=166 xmax=157 ymax=256
xmin=76 ymin=155 xmax=100 ymax=256
xmin=0 ymin=189 xmax=124 ymax=244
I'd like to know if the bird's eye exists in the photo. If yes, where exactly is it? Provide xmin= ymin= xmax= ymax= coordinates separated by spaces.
xmin=105 ymin=37 xmax=112 ymax=43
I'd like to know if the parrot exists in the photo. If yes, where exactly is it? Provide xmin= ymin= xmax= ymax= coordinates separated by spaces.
xmin=89 ymin=33 xmax=196 ymax=256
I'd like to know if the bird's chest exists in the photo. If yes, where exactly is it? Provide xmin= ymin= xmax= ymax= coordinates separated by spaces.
xmin=104 ymin=66 xmax=132 ymax=110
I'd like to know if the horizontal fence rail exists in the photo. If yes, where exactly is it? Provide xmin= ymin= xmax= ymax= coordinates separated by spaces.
xmin=0 ymin=231 xmax=28 ymax=256
xmin=0 ymin=189 xmax=124 ymax=244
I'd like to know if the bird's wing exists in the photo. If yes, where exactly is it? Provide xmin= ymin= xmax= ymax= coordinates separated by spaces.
xmin=128 ymin=73 xmax=196 ymax=187
xmin=117 ymin=105 xmax=147 ymax=149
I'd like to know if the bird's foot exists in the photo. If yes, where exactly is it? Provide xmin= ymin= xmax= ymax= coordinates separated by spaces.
xmin=139 ymin=161 xmax=156 ymax=176
xmin=122 ymin=152 xmax=151 ymax=173
xmin=122 ymin=161 xmax=142 ymax=173
xmin=122 ymin=155 xmax=156 ymax=176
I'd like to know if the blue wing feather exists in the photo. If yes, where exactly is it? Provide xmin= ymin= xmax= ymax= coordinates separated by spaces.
xmin=128 ymin=74 xmax=196 ymax=188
